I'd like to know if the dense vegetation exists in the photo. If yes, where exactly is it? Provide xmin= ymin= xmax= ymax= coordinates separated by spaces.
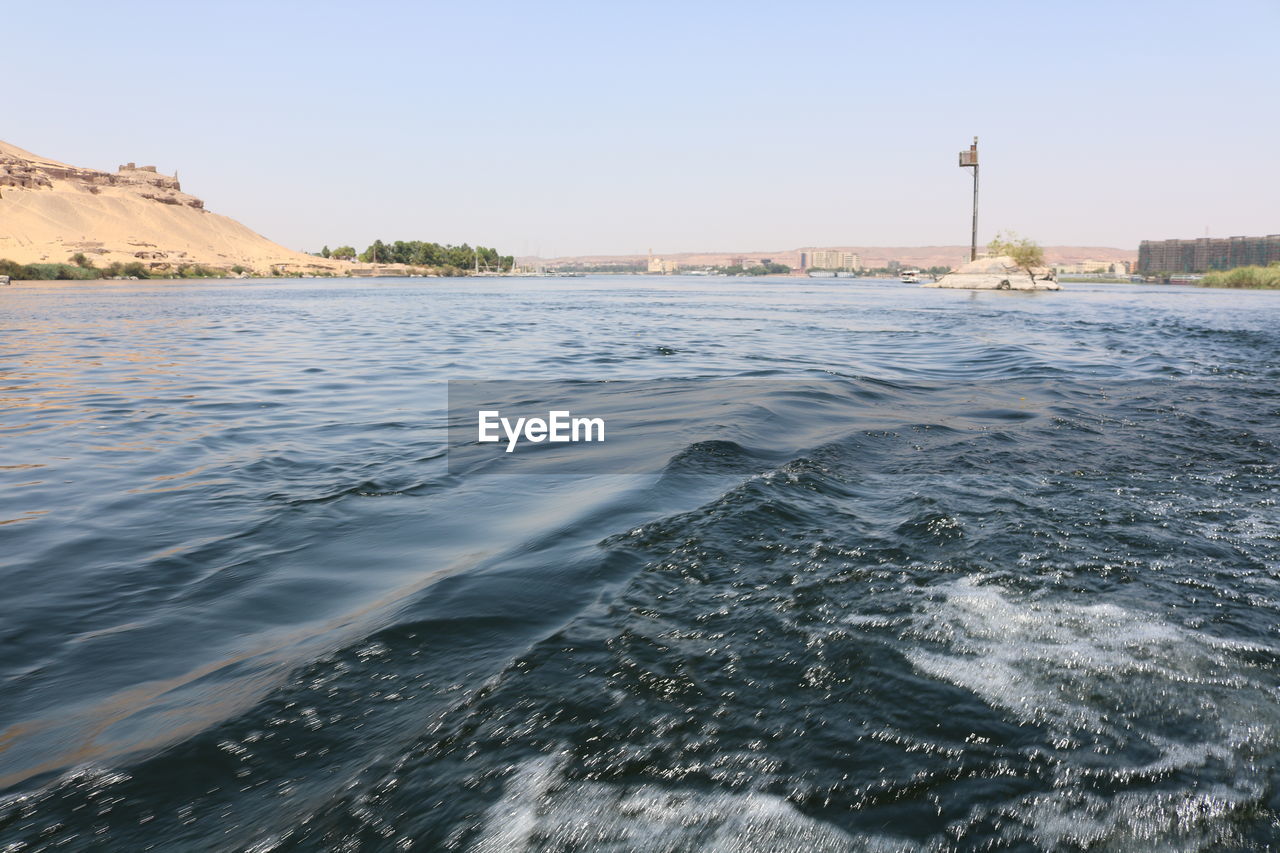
xmin=1201 ymin=263 xmax=1280 ymax=289
xmin=318 ymin=240 xmax=514 ymax=272
xmin=0 ymin=257 xmax=221 ymax=280
xmin=1 ymin=259 xmax=101 ymax=280
xmin=720 ymin=262 xmax=791 ymax=276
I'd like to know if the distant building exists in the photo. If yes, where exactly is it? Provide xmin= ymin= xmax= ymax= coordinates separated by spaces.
xmin=1054 ymin=260 xmax=1131 ymax=275
xmin=1138 ymin=235 xmax=1280 ymax=274
xmin=808 ymin=250 xmax=860 ymax=271
xmin=647 ymin=252 xmax=680 ymax=274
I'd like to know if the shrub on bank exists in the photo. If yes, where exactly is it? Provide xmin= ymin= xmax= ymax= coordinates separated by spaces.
xmin=173 ymin=263 xmax=225 ymax=278
xmin=1201 ymin=264 xmax=1280 ymax=289
xmin=0 ymin=259 xmax=30 ymax=279
xmin=102 ymin=261 xmax=153 ymax=279
xmin=0 ymin=258 xmax=218 ymax=280
xmin=0 ymin=259 xmax=101 ymax=280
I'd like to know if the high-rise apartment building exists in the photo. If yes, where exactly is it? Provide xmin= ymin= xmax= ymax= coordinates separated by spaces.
xmin=808 ymin=250 xmax=860 ymax=271
xmin=1138 ymin=235 xmax=1280 ymax=274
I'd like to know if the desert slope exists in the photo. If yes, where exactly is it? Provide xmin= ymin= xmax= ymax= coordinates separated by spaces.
xmin=0 ymin=140 xmax=342 ymax=274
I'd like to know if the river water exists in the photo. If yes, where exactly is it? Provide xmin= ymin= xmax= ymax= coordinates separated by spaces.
xmin=1 ymin=276 xmax=1278 ymax=851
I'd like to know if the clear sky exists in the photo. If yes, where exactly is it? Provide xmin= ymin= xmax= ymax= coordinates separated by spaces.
xmin=6 ymin=0 xmax=1277 ymax=256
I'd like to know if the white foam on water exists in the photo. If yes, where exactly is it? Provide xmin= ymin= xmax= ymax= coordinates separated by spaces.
xmin=900 ymin=576 xmax=1280 ymax=849
xmin=992 ymin=784 xmax=1255 ymax=852
xmin=470 ymin=754 xmax=920 ymax=853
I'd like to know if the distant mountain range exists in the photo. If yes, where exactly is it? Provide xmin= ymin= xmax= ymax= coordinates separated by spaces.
xmin=527 ymin=245 xmax=1137 ymax=271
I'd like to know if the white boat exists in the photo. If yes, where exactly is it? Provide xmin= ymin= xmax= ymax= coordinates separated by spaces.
xmin=900 ymin=269 xmax=920 ymax=283
xmin=807 ymin=270 xmax=837 ymax=278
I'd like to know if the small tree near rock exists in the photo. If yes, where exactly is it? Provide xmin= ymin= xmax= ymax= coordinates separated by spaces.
xmin=987 ymin=231 xmax=1045 ymax=283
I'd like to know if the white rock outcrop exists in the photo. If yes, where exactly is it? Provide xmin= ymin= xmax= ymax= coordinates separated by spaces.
xmin=923 ymin=255 xmax=1061 ymax=290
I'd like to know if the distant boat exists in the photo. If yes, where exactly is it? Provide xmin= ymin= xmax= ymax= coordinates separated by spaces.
xmin=807 ymin=270 xmax=837 ymax=278
xmin=0 ymin=275 xmax=10 ymax=286
xmin=900 ymin=269 xmax=920 ymax=283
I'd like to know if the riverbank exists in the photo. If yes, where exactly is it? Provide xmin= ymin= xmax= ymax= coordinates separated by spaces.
xmin=0 ymin=261 xmax=469 ymax=282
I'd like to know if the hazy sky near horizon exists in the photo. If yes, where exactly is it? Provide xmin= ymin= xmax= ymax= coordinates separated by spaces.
xmin=6 ymin=0 xmax=1277 ymax=256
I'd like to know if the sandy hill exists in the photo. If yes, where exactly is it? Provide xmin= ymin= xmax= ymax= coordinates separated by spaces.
xmin=0 ymin=140 xmax=342 ymax=275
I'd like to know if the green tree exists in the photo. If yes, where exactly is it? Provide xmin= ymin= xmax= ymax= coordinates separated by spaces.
xmin=446 ymin=243 xmax=474 ymax=269
xmin=320 ymin=245 xmax=331 ymax=258
xmin=987 ymin=231 xmax=1045 ymax=282
xmin=359 ymin=240 xmax=389 ymax=263
xmin=70 ymin=252 xmax=94 ymax=269
xmin=326 ymin=239 xmax=515 ymax=273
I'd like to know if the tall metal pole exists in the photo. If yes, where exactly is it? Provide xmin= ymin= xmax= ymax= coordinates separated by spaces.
xmin=970 ymin=168 xmax=979 ymax=260
xmin=969 ymin=137 xmax=979 ymax=261
xmin=959 ymin=137 xmax=979 ymax=261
